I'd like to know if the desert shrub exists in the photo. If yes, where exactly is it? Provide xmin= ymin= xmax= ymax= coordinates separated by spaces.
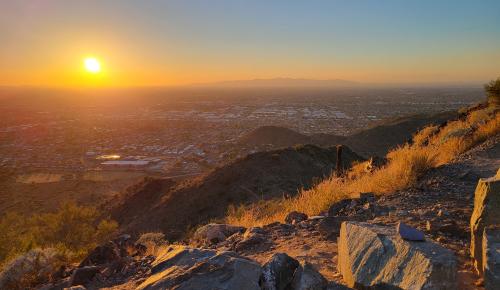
xmin=485 ymin=77 xmax=500 ymax=105
xmin=347 ymin=159 xmax=373 ymax=180
xmin=227 ymin=107 xmax=499 ymax=227
xmin=0 ymin=202 xmax=117 ymax=269
xmin=474 ymin=111 xmax=500 ymax=143
xmin=136 ymin=232 xmax=168 ymax=256
xmin=413 ymin=125 xmax=439 ymax=146
xmin=0 ymin=248 xmax=66 ymax=290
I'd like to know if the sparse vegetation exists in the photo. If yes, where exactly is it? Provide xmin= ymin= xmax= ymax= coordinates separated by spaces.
xmin=227 ymin=105 xmax=499 ymax=227
xmin=136 ymin=232 xmax=169 ymax=256
xmin=485 ymin=77 xmax=500 ymax=105
xmin=0 ymin=202 xmax=118 ymax=270
xmin=0 ymin=248 xmax=66 ymax=290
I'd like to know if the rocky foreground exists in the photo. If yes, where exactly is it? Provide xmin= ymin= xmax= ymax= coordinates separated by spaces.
xmin=39 ymin=136 xmax=499 ymax=290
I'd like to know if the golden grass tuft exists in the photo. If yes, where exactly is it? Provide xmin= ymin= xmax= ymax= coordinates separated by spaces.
xmin=227 ymin=107 xmax=499 ymax=228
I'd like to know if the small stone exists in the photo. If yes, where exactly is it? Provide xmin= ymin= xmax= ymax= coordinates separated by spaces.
xmin=285 ymin=211 xmax=308 ymax=225
xmin=426 ymin=220 xmax=432 ymax=232
xmin=397 ymin=222 xmax=425 ymax=241
xmin=328 ymin=199 xmax=353 ymax=217
xmin=437 ymin=236 xmax=446 ymax=243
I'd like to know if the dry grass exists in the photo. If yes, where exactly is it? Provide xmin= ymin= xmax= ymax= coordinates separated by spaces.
xmin=227 ymin=106 xmax=499 ymax=228
xmin=136 ymin=232 xmax=169 ymax=257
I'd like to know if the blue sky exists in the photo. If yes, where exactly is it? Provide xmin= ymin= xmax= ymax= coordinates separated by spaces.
xmin=1 ymin=0 xmax=499 ymax=86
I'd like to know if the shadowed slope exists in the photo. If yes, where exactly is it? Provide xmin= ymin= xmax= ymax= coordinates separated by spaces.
xmin=112 ymin=144 xmax=363 ymax=239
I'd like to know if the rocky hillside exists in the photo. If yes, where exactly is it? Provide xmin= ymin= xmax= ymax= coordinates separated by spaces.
xmin=240 ymin=111 xmax=457 ymax=157
xmin=112 ymin=144 xmax=364 ymax=239
xmin=32 ymin=135 xmax=499 ymax=290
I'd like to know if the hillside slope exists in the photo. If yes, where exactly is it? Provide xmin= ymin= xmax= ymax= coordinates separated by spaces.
xmin=239 ymin=125 xmax=346 ymax=148
xmin=240 ymin=111 xmax=457 ymax=157
xmin=112 ymin=144 xmax=364 ymax=239
xmin=345 ymin=111 xmax=457 ymax=157
xmin=40 ymin=134 xmax=499 ymax=290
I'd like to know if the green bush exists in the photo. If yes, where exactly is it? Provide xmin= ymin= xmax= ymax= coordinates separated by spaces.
xmin=0 ymin=202 xmax=118 ymax=269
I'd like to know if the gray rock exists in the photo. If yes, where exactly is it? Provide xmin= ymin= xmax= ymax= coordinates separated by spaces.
xmin=359 ymin=192 xmax=376 ymax=203
xmin=138 ymin=245 xmax=261 ymax=290
xmin=79 ymin=241 xmax=121 ymax=267
xmin=66 ymin=286 xmax=86 ymax=290
xmin=327 ymin=199 xmax=353 ymax=217
xmin=338 ymin=221 xmax=457 ymax=289
xmin=483 ymin=226 xmax=500 ymax=290
xmin=291 ymin=262 xmax=328 ymax=290
xmin=234 ymin=228 xmax=268 ymax=251
xmin=470 ymin=173 xmax=500 ymax=275
xmin=285 ymin=211 xmax=308 ymax=224
xmin=260 ymin=253 xmax=300 ymax=290
xmin=397 ymin=222 xmax=425 ymax=241
xmin=193 ymin=223 xmax=246 ymax=245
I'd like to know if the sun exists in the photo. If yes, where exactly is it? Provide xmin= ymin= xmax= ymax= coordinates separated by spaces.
xmin=84 ymin=57 xmax=101 ymax=74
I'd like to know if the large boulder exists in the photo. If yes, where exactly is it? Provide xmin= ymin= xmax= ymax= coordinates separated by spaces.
xmin=138 ymin=245 xmax=261 ymax=290
xmin=291 ymin=261 xmax=328 ymax=290
xmin=70 ymin=266 xmax=100 ymax=286
xmin=483 ymin=226 xmax=500 ymax=290
xmin=338 ymin=221 xmax=457 ymax=289
xmin=260 ymin=253 xmax=300 ymax=290
xmin=193 ymin=223 xmax=246 ymax=245
xmin=470 ymin=173 xmax=500 ymax=275
xmin=79 ymin=241 xmax=121 ymax=267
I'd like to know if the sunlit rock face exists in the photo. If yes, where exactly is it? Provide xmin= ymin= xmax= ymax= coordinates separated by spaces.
xmin=338 ymin=221 xmax=457 ymax=290
xmin=470 ymin=172 xmax=500 ymax=275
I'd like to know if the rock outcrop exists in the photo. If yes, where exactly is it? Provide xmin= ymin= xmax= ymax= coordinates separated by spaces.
xmin=483 ymin=226 xmax=500 ymax=290
xmin=192 ymin=223 xmax=246 ymax=246
xmin=291 ymin=261 xmax=328 ymax=290
xmin=138 ymin=246 xmax=262 ymax=290
xmin=260 ymin=253 xmax=300 ymax=290
xmin=137 ymin=246 xmax=328 ymax=290
xmin=338 ymin=221 xmax=457 ymax=289
xmin=470 ymin=172 xmax=500 ymax=275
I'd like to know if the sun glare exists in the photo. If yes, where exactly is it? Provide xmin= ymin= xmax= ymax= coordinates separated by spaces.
xmin=84 ymin=57 xmax=101 ymax=74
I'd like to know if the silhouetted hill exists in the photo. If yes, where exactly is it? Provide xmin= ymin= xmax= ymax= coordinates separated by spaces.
xmin=112 ymin=144 xmax=364 ymax=239
xmin=344 ymin=111 xmax=457 ymax=157
xmin=240 ymin=111 xmax=457 ymax=157
xmin=239 ymin=126 xmax=346 ymax=148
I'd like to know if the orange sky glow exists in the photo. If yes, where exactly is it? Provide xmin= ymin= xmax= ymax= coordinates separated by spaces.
xmin=1 ymin=1 xmax=499 ymax=87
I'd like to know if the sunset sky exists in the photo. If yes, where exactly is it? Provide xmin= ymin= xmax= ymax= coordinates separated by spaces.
xmin=1 ymin=0 xmax=500 ymax=87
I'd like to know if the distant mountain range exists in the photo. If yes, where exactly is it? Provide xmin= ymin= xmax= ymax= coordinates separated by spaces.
xmin=193 ymin=78 xmax=359 ymax=88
